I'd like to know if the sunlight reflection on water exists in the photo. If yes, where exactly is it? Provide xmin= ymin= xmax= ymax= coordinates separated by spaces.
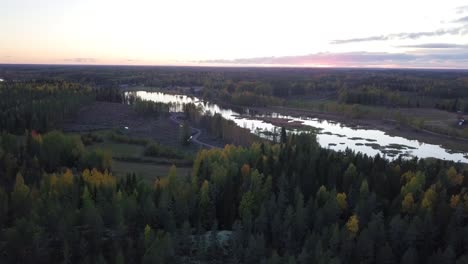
xmin=129 ymin=91 xmax=468 ymax=163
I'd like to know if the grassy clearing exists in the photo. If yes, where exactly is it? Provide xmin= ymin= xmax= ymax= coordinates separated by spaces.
xmin=112 ymin=160 xmax=192 ymax=183
xmin=88 ymin=141 xmax=145 ymax=158
xmin=73 ymin=129 xmax=194 ymax=180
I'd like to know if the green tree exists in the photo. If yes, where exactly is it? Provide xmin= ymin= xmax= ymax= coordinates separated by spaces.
xmin=376 ymin=243 xmax=395 ymax=264
xmin=143 ymin=230 xmax=174 ymax=264
xmin=11 ymin=173 xmax=30 ymax=219
xmin=280 ymin=127 xmax=287 ymax=144
xmin=0 ymin=186 xmax=8 ymax=225
xmin=343 ymin=163 xmax=357 ymax=191
xmin=400 ymin=247 xmax=418 ymax=264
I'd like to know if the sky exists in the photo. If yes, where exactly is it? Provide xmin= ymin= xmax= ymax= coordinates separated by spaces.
xmin=1 ymin=0 xmax=468 ymax=68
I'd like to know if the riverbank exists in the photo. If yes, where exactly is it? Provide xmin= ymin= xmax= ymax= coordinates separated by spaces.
xmin=209 ymin=99 xmax=468 ymax=154
xmin=124 ymin=87 xmax=468 ymax=156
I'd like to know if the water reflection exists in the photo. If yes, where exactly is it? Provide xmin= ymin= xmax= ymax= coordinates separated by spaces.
xmin=128 ymin=91 xmax=468 ymax=163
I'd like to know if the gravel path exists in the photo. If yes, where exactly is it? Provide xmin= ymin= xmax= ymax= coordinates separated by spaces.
xmin=169 ymin=113 xmax=220 ymax=149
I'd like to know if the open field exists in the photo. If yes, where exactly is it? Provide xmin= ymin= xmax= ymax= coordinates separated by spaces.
xmin=62 ymin=102 xmax=218 ymax=180
xmin=112 ymin=160 xmax=192 ymax=183
xmin=88 ymin=140 xmax=145 ymax=158
xmin=62 ymin=101 xmax=219 ymax=151
xmin=84 ymin=135 xmax=193 ymax=181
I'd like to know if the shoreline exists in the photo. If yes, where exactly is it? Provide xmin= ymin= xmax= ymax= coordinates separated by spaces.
xmin=210 ymin=99 xmax=468 ymax=154
xmin=123 ymin=87 xmax=468 ymax=154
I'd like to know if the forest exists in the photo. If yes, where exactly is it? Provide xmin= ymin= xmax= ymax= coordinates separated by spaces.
xmin=0 ymin=69 xmax=467 ymax=263
xmin=1 ymin=126 xmax=468 ymax=263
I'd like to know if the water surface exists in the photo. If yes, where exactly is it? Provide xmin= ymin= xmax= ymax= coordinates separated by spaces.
xmin=129 ymin=91 xmax=468 ymax=163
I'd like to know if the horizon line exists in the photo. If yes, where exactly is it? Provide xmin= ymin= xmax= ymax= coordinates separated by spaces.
xmin=1 ymin=62 xmax=468 ymax=71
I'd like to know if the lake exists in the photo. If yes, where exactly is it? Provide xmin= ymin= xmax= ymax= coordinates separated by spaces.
xmin=128 ymin=90 xmax=468 ymax=163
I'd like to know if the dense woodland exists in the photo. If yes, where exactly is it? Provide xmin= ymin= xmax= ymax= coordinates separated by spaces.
xmin=1 ymin=129 xmax=468 ymax=263
xmin=0 ymin=70 xmax=467 ymax=263
xmin=0 ymin=81 xmax=94 ymax=133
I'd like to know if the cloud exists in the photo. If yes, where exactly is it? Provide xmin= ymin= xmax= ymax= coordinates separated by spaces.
xmin=125 ymin=59 xmax=142 ymax=62
xmin=454 ymin=16 xmax=468 ymax=23
xmin=397 ymin=43 xmax=468 ymax=49
xmin=456 ymin=6 xmax=468 ymax=14
xmin=198 ymin=50 xmax=468 ymax=68
xmin=202 ymin=52 xmax=411 ymax=65
xmin=331 ymin=36 xmax=389 ymax=44
xmin=64 ymin=58 xmax=97 ymax=63
xmin=331 ymin=26 xmax=467 ymax=44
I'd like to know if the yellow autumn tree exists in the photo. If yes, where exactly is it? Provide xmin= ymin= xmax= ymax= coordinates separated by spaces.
xmin=402 ymin=193 xmax=415 ymax=213
xmin=241 ymin=164 xmax=250 ymax=178
xmin=450 ymin=194 xmax=460 ymax=208
xmin=401 ymin=171 xmax=425 ymax=197
xmin=336 ymin=193 xmax=348 ymax=211
xmin=62 ymin=169 xmax=74 ymax=186
xmin=154 ymin=177 xmax=168 ymax=189
xmin=346 ymin=214 xmax=359 ymax=236
xmin=421 ymin=186 xmax=437 ymax=210
xmin=447 ymin=167 xmax=464 ymax=186
xmin=83 ymin=168 xmax=116 ymax=188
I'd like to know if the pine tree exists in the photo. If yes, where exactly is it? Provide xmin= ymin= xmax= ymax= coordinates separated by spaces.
xmin=376 ymin=243 xmax=395 ymax=264
xmin=400 ymin=247 xmax=418 ymax=264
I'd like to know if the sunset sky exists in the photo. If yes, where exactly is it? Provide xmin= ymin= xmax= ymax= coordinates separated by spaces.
xmin=1 ymin=0 xmax=468 ymax=68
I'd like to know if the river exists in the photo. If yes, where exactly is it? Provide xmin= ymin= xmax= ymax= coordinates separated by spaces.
xmin=128 ymin=90 xmax=468 ymax=163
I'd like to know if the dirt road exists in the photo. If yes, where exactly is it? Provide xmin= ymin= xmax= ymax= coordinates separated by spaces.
xmin=170 ymin=113 xmax=219 ymax=149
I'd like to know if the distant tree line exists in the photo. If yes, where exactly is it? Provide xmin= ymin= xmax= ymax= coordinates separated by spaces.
xmin=3 ymin=66 xmax=468 ymax=112
xmin=0 ymin=81 xmax=94 ymax=133
xmin=338 ymin=86 xmax=404 ymax=106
